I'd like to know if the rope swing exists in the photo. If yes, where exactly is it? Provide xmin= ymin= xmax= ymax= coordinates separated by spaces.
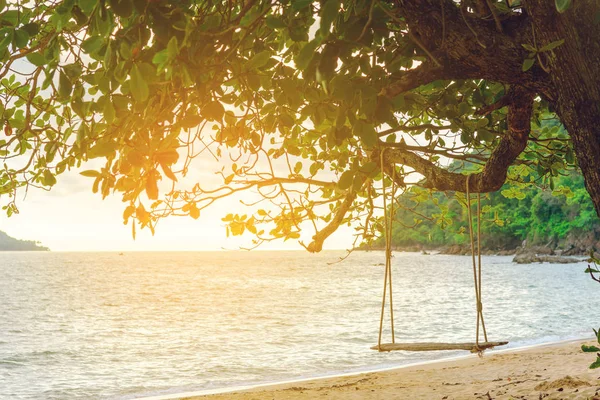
xmin=372 ymin=153 xmax=507 ymax=353
xmin=466 ymin=174 xmax=488 ymax=350
xmin=377 ymin=149 xmax=397 ymax=351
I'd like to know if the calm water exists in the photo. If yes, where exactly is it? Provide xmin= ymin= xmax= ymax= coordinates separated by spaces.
xmin=0 ymin=251 xmax=597 ymax=399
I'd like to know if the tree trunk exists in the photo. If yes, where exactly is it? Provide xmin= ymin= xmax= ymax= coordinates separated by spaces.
xmin=528 ymin=1 xmax=600 ymax=216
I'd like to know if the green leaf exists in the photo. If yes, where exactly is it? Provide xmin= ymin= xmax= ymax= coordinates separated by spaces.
xmin=477 ymin=129 xmax=495 ymax=142
xmin=56 ymin=0 xmax=74 ymax=15
xmin=180 ymin=114 xmax=203 ymax=129
xmin=81 ymin=35 xmax=104 ymax=54
xmin=320 ymin=0 xmax=340 ymax=34
xmin=266 ymin=15 xmax=286 ymax=29
xmin=43 ymin=170 xmax=57 ymax=186
xmin=279 ymin=113 xmax=294 ymax=128
xmin=0 ymin=30 xmax=13 ymax=50
xmin=63 ymin=63 xmax=82 ymax=79
xmin=127 ymin=151 xmax=145 ymax=167
xmin=152 ymin=49 xmax=169 ymax=66
xmin=13 ymin=28 xmax=29 ymax=49
xmin=202 ymin=101 xmax=224 ymax=121
xmin=247 ymin=50 xmax=271 ymax=70
xmin=160 ymin=163 xmax=177 ymax=182
xmin=88 ymin=141 xmax=118 ymax=158
xmin=167 ymin=36 xmax=179 ymax=60
xmin=338 ymin=170 xmax=355 ymax=190
xmin=353 ymin=120 xmax=378 ymax=148
xmin=189 ymin=203 xmax=200 ymax=219
xmin=317 ymin=43 xmax=339 ymax=81
xmin=119 ymin=41 xmax=132 ymax=59
xmin=104 ymin=98 xmax=116 ymax=123
xmin=590 ymin=358 xmax=600 ymax=369
xmin=21 ymin=22 xmax=39 ymax=36
xmin=155 ymin=150 xmax=179 ymax=165
xmin=555 ymin=0 xmax=572 ymax=13
xmin=1 ymin=10 xmax=19 ymax=26
xmin=295 ymin=40 xmax=320 ymax=71
xmin=292 ymin=0 xmax=312 ymax=11
xmin=26 ymin=52 xmax=46 ymax=67
xmin=129 ymin=64 xmax=149 ymax=102
xmin=80 ymin=170 xmax=101 ymax=178
xmin=294 ymin=161 xmax=302 ymax=174
xmin=522 ymin=58 xmax=535 ymax=72
xmin=58 ymin=70 xmax=73 ymax=99
xmin=539 ymin=39 xmax=565 ymax=52
xmin=521 ymin=43 xmax=537 ymax=52
xmin=146 ymin=175 xmax=158 ymax=200
xmin=360 ymin=161 xmax=379 ymax=178
xmin=109 ymin=0 xmax=133 ymax=17
xmin=79 ymin=0 xmax=98 ymax=14
xmin=582 ymin=345 xmax=600 ymax=353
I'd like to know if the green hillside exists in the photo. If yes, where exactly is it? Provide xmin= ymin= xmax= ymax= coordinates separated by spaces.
xmin=368 ymin=173 xmax=600 ymax=254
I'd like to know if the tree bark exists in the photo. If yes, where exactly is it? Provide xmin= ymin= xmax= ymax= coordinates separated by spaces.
xmin=527 ymin=0 xmax=600 ymax=216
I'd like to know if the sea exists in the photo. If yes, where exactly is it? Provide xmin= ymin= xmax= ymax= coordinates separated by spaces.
xmin=0 ymin=251 xmax=597 ymax=399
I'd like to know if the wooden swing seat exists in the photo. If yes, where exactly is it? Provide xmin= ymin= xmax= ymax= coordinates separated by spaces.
xmin=371 ymin=341 xmax=508 ymax=352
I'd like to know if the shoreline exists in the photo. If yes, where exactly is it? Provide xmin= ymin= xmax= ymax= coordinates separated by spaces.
xmin=359 ymin=247 xmax=591 ymax=257
xmin=137 ymin=336 xmax=595 ymax=400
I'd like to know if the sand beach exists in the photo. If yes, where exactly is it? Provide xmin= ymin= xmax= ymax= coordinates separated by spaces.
xmin=188 ymin=339 xmax=600 ymax=400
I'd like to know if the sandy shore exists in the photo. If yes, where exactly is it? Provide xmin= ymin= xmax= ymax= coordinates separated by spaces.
xmin=183 ymin=339 xmax=600 ymax=400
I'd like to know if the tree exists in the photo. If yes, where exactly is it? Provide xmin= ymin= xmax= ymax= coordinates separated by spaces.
xmin=0 ymin=0 xmax=596 ymax=251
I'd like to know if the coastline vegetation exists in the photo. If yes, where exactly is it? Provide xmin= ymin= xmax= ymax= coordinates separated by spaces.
xmin=366 ymin=172 xmax=600 ymax=254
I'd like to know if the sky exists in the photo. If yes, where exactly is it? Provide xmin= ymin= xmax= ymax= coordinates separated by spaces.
xmin=0 ymin=160 xmax=355 ymax=252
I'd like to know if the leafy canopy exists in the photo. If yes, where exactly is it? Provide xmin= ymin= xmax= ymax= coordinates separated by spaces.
xmin=0 ymin=0 xmax=576 ymax=250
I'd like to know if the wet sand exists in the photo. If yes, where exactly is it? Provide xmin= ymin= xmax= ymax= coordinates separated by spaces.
xmin=188 ymin=339 xmax=600 ymax=399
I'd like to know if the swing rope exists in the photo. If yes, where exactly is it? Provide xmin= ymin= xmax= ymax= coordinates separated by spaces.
xmin=466 ymin=175 xmax=488 ymax=349
xmin=377 ymin=149 xmax=396 ymax=350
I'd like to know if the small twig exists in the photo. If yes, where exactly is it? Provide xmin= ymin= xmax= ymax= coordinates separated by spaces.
xmin=589 ymin=267 xmax=600 ymax=283
xmin=485 ymin=0 xmax=503 ymax=33
xmin=407 ymin=30 xmax=442 ymax=67
xmin=357 ymin=0 xmax=376 ymax=42
xmin=378 ymin=123 xmax=453 ymax=137
xmin=377 ymin=1 xmax=441 ymax=67
xmin=440 ymin=0 xmax=446 ymax=48
xmin=474 ymin=94 xmax=511 ymax=116
xmin=531 ymin=22 xmax=551 ymax=73
xmin=460 ymin=5 xmax=487 ymax=49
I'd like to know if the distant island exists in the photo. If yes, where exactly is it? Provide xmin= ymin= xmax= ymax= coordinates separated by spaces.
xmin=0 ymin=230 xmax=49 ymax=251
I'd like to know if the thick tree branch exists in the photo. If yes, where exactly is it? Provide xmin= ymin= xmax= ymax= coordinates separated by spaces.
xmin=475 ymin=94 xmax=511 ymax=116
xmin=376 ymin=86 xmax=534 ymax=193
xmin=380 ymin=62 xmax=448 ymax=98
xmin=306 ymin=190 xmax=358 ymax=253
xmin=387 ymin=0 xmax=552 ymax=93
xmin=380 ymin=142 xmax=489 ymax=163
